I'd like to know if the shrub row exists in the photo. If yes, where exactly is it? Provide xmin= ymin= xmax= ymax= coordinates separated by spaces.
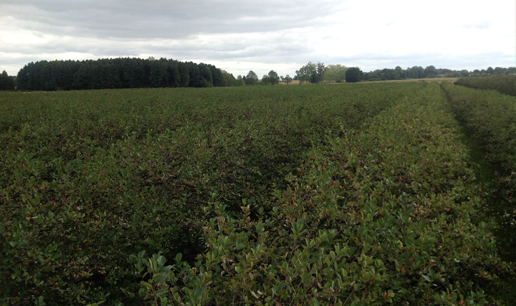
xmin=441 ymin=82 xmax=516 ymax=172
xmin=441 ymin=81 xmax=516 ymax=263
xmin=455 ymin=75 xmax=516 ymax=96
xmin=0 ymin=83 xmax=418 ymax=305
xmin=133 ymin=83 xmax=513 ymax=305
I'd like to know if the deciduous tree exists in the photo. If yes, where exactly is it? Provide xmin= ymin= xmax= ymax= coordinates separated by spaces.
xmin=284 ymin=74 xmax=292 ymax=85
xmin=267 ymin=70 xmax=280 ymax=85
xmin=423 ymin=65 xmax=437 ymax=78
xmin=323 ymin=65 xmax=347 ymax=83
xmin=245 ymin=70 xmax=259 ymax=85
xmin=295 ymin=62 xmax=316 ymax=84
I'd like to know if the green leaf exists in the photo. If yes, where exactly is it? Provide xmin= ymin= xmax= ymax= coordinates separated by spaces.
xmin=193 ymin=287 xmax=204 ymax=299
xmin=153 ymin=272 xmax=169 ymax=283
xmin=141 ymin=281 xmax=153 ymax=290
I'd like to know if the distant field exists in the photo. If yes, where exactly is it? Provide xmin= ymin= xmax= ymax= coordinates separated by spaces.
xmin=1 ymin=82 xmax=514 ymax=305
xmin=279 ymin=79 xmax=301 ymax=85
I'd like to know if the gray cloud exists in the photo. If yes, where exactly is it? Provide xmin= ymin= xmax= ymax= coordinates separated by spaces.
xmin=0 ymin=0 xmax=514 ymax=77
xmin=2 ymin=0 xmax=341 ymax=39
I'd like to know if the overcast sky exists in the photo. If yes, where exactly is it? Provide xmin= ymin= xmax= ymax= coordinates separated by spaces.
xmin=1 ymin=0 xmax=515 ymax=77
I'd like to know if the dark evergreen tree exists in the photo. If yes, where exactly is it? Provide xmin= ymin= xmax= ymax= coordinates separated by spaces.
xmin=16 ymin=63 xmax=31 ymax=90
xmin=149 ymin=59 xmax=168 ymax=88
xmin=142 ymin=60 xmax=153 ymax=88
xmin=119 ymin=58 xmax=141 ymax=88
xmin=0 ymin=70 xmax=15 ymax=90
xmin=345 ymin=67 xmax=363 ymax=83
xmin=13 ymin=57 xmax=227 ymax=91
xmin=167 ymin=60 xmax=181 ymax=87
xmin=187 ymin=62 xmax=202 ymax=87
xmin=73 ymin=62 xmax=97 ymax=89
xmin=209 ymin=65 xmax=223 ymax=87
xmin=177 ymin=62 xmax=190 ymax=87
xmin=54 ymin=61 xmax=75 ymax=90
xmin=99 ymin=63 xmax=121 ymax=89
xmin=198 ymin=63 xmax=213 ymax=87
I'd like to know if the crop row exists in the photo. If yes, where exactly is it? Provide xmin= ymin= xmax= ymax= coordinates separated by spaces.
xmin=441 ymin=81 xmax=516 ymax=263
xmin=134 ymin=84 xmax=513 ymax=305
xmin=0 ymin=83 xmax=419 ymax=304
xmin=455 ymin=75 xmax=516 ymax=96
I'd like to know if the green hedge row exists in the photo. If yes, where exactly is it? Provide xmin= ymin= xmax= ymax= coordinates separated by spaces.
xmin=441 ymin=81 xmax=516 ymax=263
xmin=0 ymin=84 xmax=418 ymax=305
xmin=441 ymin=82 xmax=516 ymax=171
xmin=455 ymin=75 xmax=516 ymax=96
xmin=133 ymin=83 xmax=513 ymax=305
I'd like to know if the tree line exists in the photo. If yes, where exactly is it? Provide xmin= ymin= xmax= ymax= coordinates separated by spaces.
xmin=364 ymin=66 xmax=461 ymax=81
xmin=362 ymin=65 xmax=516 ymax=81
xmin=293 ymin=63 xmax=361 ymax=83
xmin=13 ymin=57 xmax=243 ymax=91
xmin=237 ymin=70 xmax=281 ymax=86
xmin=9 ymin=58 xmax=286 ymax=91
xmin=2 ymin=59 xmax=516 ymax=91
xmin=292 ymin=63 xmax=516 ymax=83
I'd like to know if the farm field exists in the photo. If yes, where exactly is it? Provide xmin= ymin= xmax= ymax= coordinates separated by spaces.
xmin=1 ymin=82 xmax=515 ymax=305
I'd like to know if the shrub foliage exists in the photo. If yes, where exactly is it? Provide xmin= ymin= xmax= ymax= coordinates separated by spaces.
xmin=0 ymin=83 xmax=514 ymax=305
xmin=455 ymin=75 xmax=516 ymax=96
xmin=1 ymin=84 xmax=412 ymax=304
xmin=442 ymin=81 xmax=516 ymax=264
xmin=132 ymin=83 xmax=513 ymax=305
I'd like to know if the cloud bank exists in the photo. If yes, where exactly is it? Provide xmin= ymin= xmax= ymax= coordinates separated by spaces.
xmin=1 ymin=0 xmax=514 ymax=77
